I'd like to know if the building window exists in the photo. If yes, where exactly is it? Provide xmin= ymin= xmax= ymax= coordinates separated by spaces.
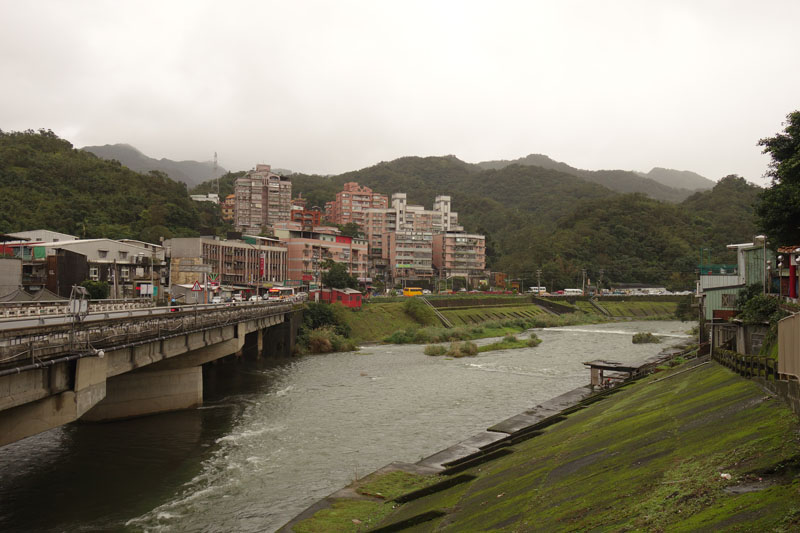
xmin=89 ymin=267 xmax=99 ymax=280
xmin=98 ymin=250 xmax=108 ymax=258
xmin=721 ymin=294 xmax=737 ymax=307
xmin=120 ymin=267 xmax=130 ymax=280
xmin=119 ymin=251 xmax=128 ymax=259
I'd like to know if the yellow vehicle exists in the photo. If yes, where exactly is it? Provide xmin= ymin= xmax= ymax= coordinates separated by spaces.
xmin=402 ymin=287 xmax=423 ymax=297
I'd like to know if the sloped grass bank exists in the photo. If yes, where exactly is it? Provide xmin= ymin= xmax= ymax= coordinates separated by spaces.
xmin=293 ymin=362 xmax=800 ymax=531
xmin=373 ymin=362 xmax=800 ymax=531
xmin=343 ymin=302 xmax=421 ymax=343
xmin=563 ymin=299 xmax=679 ymax=318
xmin=600 ymin=299 xmax=679 ymax=318
xmin=439 ymin=305 xmax=547 ymax=326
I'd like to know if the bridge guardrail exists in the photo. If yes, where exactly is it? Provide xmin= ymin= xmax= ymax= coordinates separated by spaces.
xmin=0 ymin=299 xmax=155 ymax=319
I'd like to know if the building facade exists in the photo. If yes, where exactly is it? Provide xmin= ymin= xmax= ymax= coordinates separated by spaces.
xmin=432 ymin=232 xmax=486 ymax=283
xmin=290 ymin=206 xmax=323 ymax=227
xmin=14 ymin=238 xmax=166 ymax=299
xmin=324 ymin=182 xmax=388 ymax=228
xmin=362 ymin=193 xmax=469 ymax=287
xmin=383 ymin=230 xmax=434 ymax=286
xmin=234 ymin=164 xmax=292 ymax=233
xmin=166 ymin=236 xmax=287 ymax=293
xmin=221 ymin=194 xmax=235 ymax=222
xmin=273 ymin=224 xmax=368 ymax=289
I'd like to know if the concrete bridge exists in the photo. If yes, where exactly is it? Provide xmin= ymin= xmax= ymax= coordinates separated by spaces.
xmin=0 ymin=302 xmax=302 ymax=447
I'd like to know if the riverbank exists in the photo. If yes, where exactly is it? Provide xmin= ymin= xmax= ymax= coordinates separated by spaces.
xmin=344 ymin=299 xmax=680 ymax=345
xmin=283 ymin=348 xmax=800 ymax=531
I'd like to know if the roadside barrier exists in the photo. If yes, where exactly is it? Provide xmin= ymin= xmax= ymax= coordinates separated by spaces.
xmin=712 ymin=348 xmax=779 ymax=380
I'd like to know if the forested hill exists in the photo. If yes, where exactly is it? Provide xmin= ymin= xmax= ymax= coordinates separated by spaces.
xmin=2 ymin=130 xmax=761 ymax=291
xmin=0 ymin=130 xmax=220 ymax=242
xmin=285 ymin=155 xmax=761 ymax=290
xmin=644 ymin=167 xmax=716 ymax=191
xmin=476 ymin=153 xmax=711 ymax=202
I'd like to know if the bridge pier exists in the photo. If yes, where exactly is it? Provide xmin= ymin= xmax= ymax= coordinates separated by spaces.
xmin=81 ymin=366 xmax=202 ymax=422
xmin=0 ymin=356 xmax=107 ymax=447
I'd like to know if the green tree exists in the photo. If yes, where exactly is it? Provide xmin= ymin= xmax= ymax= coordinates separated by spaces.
xmin=338 ymin=222 xmax=364 ymax=238
xmin=80 ymin=280 xmax=110 ymax=299
xmin=756 ymin=110 xmax=800 ymax=244
xmin=320 ymin=260 xmax=358 ymax=289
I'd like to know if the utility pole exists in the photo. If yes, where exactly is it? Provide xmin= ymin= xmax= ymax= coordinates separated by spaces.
xmin=536 ymin=269 xmax=542 ymax=295
xmin=598 ymin=269 xmax=604 ymax=296
xmin=582 ymin=268 xmax=587 ymax=295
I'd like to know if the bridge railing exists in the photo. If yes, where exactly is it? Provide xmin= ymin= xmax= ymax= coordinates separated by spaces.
xmin=0 ymin=299 xmax=155 ymax=319
xmin=0 ymin=302 xmax=294 ymax=372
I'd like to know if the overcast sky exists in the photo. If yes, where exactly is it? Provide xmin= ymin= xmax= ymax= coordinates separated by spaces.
xmin=2 ymin=1 xmax=798 ymax=185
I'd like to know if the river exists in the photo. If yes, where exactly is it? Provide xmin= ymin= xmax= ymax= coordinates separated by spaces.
xmin=0 ymin=320 xmax=692 ymax=532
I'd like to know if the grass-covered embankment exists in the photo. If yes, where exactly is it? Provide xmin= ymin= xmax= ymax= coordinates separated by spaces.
xmin=292 ymin=361 xmax=800 ymax=532
xmin=344 ymin=302 xmax=422 ymax=343
xmin=334 ymin=297 xmax=677 ymax=347
xmin=568 ymin=298 xmax=679 ymax=319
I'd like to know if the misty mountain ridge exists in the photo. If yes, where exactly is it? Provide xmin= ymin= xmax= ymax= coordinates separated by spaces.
xmin=82 ymin=143 xmax=226 ymax=188
xmin=640 ymin=167 xmax=716 ymax=191
xmin=83 ymin=142 xmax=711 ymax=204
xmin=477 ymin=153 xmax=714 ymax=203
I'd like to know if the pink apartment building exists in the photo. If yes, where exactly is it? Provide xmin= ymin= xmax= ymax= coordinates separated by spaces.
xmin=383 ymin=230 xmax=434 ymax=286
xmin=324 ymin=182 xmax=388 ymax=228
xmin=432 ymin=232 xmax=486 ymax=282
xmin=273 ymin=222 xmax=369 ymax=288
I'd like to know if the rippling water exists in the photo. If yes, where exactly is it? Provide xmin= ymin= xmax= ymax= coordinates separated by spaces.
xmin=0 ymin=321 xmax=692 ymax=532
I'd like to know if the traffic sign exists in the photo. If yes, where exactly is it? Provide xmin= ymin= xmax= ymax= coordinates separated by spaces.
xmin=191 ymin=281 xmax=203 ymax=291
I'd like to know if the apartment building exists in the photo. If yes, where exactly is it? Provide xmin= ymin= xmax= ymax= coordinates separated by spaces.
xmin=362 ymin=193 xmax=464 ymax=285
xmin=273 ymin=222 xmax=369 ymax=288
xmin=290 ymin=206 xmax=323 ymax=227
xmin=383 ymin=230 xmax=434 ymax=286
xmin=221 ymin=194 xmax=235 ymax=222
xmin=234 ymin=164 xmax=292 ymax=233
xmin=324 ymin=182 xmax=388 ymax=228
xmin=432 ymin=232 xmax=486 ymax=282
xmin=165 ymin=236 xmax=287 ymax=293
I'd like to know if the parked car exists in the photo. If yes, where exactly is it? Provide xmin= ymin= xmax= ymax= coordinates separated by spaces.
xmin=232 ymin=294 xmax=244 ymax=302
xmin=249 ymin=294 xmax=262 ymax=302
xmin=211 ymin=296 xmax=223 ymax=304
xmin=422 ymin=289 xmax=432 ymax=294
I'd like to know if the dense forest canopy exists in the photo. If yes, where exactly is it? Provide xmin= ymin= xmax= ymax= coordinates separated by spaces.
xmin=0 ymin=129 xmax=216 ymax=241
xmin=1 ymin=129 xmax=766 ymax=291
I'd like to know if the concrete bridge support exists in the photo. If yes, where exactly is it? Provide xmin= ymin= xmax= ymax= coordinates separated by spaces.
xmin=81 ymin=366 xmax=202 ymax=422
xmin=0 ymin=356 xmax=107 ymax=447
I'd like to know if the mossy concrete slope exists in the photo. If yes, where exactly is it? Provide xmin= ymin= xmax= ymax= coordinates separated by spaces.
xmin=373 ymin=363 xmax=800 ymax=531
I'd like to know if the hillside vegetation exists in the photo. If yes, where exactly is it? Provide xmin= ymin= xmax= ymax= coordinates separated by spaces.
xmin=2 ymin=130 xmax=761 ymax=292
xmin=0 ymin=130 xmax=218 ymax=241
